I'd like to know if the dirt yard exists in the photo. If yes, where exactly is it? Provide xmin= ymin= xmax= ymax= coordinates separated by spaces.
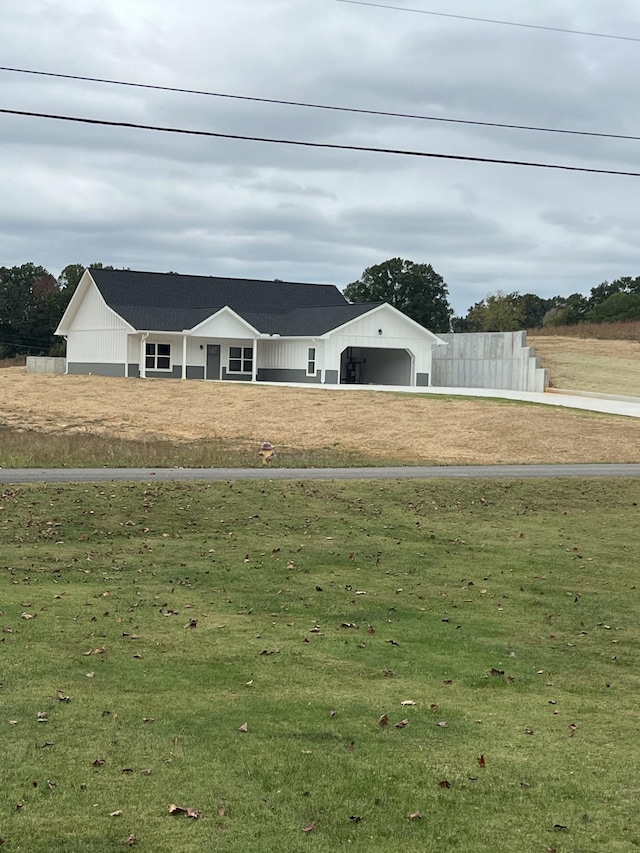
xmin=1 ymin=344 xmax=639 ymax=465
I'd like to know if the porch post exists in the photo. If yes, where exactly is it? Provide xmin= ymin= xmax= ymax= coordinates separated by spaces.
xmin=182 ymin=335 xmax=187 ymax=379
xmin=140 ymin=333 xmax=148 ymax=379
xmin=252 ymin=339 xmax=257 ymax=382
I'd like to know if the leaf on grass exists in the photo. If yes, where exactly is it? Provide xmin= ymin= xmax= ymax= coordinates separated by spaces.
xmin=47 ymin=780 xmax=56 ymax=790
xmin=382 ymin=669 xmax=395 ymax=677
xmin=490 ymin=668 xmax=504 ymax=677
xmin=439 ymin=780 xmax=451 ymax=788
xmin=569 ymin=723 xmax=579 ymax=736
xmin=302 ymin=822 xmax=316 ymax=833
xmin=367 ymin=625 xmax=375 ymax=634
xmin=260 ymin=649 xmax=280 ymax=656
xmin=302 ymin=638 xmax=310 ymax=644
xmin=21 ymin=613 xmax=35 ymax=620
xmin=125 ymin=835 xmax=138 ymax=846
xmin=186 ymin=619 xmax=198 ymax=628
xmin=142 ymin=717 xmax=155 ymax=723
xmin=378 ymin=714 xmax=389 ymax=728
xmin=443 ymin=679 xmax=453 ymax=685
xmin=524 ymin=727 xmax=534 ymax=735
xmin=552 ymin=823 xmax=568 ymax=832
xmin=168 ymin=804 xmax=203 ymax=819
xmin=330 ymin=710 xmax=337 ymax=718
xmin=395 ymin=719 xmax=409 ymax=729
xmin=345 ymin=741 xmax=355 ymax=751
xmin=133 ymin=653 xmax=143 ymax=659
xmin=56 ymin=690 xmax=71 ymax=702
xmin=217 ymin=805 xmax=226 ymax=817
xmin=86 ymin=672 xmax=95 ymax=678
xmin=386 ymin=639 xmax=399 ymax=646
xmin=239 ymin=722 xmax=248 ymax=732
xmin=37 ymin=711 xmax=48 ymax=722
xmin=109 ymin=810 xmax=123 ymax=817
xmin=141 ymin=769 xmax=152 ymax=776
xmin=36 ymin=741 xmax=54 ymax=749
xmin=477 ymin=754 xmax=486 ymax=768
xmin=429 ymin=703 xmax=439 ymax=712
xmin=437 ymin=721 xmax=448 ymax=728
xmin=349 ymin=814 xmax=362 ymax=822
xmin=409 ymin=811 xmax=422 ymax=820
xmin=9 ymin=720 xmax=18 ymax=725
xmin=121 ymin=768 xmax=134 ymax=774
xmin=401 ymin=700 xmax=416 ymax=706
xmin=341 ymin=622 xmax=357 ymax=629
xmin=92 ymin=758 xmax=106 ymax=767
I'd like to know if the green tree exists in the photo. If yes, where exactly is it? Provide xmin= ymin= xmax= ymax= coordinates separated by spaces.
xmin=343 ymin=258 xmax=452 ymax=332
xmin=586 ymin=291 xmax=640 ymax=323
xmin=464 ymin=291 xmax=526 ymax=332
xmin=0 ymin=263 xmax=58 ymax=357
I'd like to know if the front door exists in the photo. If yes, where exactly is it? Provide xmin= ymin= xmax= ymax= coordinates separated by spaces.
xmin=206 ymin=344 xmax=221 ymax=380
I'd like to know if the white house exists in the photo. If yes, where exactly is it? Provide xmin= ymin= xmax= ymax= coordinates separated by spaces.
xmin=55 ymin=268 xmax=447 ymax=387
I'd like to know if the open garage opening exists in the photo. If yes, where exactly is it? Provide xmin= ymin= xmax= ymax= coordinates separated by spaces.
xmin=339 ymin=347 xmax=414 ymax=386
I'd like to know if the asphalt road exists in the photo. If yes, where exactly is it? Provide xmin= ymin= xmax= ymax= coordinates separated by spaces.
xmin=1 ymin=464 xmax=640 ymax=484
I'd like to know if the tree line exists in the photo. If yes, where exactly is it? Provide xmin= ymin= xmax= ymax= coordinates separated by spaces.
xmin=2 ymin=258 xmax=640 ymax=358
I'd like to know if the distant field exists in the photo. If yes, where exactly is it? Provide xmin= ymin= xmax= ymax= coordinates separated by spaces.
xmin=528 ymin=336 xmax=640 ymax=396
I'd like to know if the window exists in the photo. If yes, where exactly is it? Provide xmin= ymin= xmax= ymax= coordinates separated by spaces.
xmin=146 ymin=342 xmax=171 ymax=370
xmin=307 ymin=347 xmax=316 ymax=376
xmin=229 ymin=346 xmax=253 ymax=373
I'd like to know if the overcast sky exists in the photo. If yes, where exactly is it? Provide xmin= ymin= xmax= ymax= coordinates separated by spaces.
xmin=2 ymin=0 xmax=640 ymax=314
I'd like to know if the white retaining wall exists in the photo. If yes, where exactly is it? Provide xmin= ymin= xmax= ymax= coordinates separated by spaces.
xmin=26 ymin=357 xmax=66 ymax=375
xmin=432 ymin=331 xmax=549 ymax=392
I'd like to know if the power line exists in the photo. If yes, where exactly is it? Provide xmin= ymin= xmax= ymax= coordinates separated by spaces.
xmin=2 ymin=106 xmax=639 ymax=177
xmin=1 ymin=66 xmax=640 ymax=144
xmin=334 ymin=0 xmax=640 ymax=43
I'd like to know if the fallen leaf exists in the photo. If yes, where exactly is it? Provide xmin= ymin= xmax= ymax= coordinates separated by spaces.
xmin=386 ymin=639 xmax=399 ymax=646
xmin=524 ymin=727 xmax=535 ymax=735
xmin=56 ymin=690 xmax=71 ymax=702
xmin=429 ymin=703 xmax=440 ymax=712
xmin=121 ymin=768 xmax=134 ymax=774
xmin=439 ymin=780 xmax=451 ymax=788
xmin=345 ymin=741 xmax=355 ymax=751
xmin=239 ymin=722 xmax=248 ymax=732
xmin=394 ymin=719 xmax=409 ymax=729
xmin=21 ymin=613 xmax=35 ymax=620
xmin=85 ymin=671 xmax=95 ymax=678
xmin=260 ymin=649 xmax=280 ymax=656
xmin=36 ymin=711 xmax=47 ymax=722
xmin=217 ymin=805 xmax=226 ymax=817
xmin=443 ymin=679 xmax=453 ymax=685
xmin=92 ymin=758 xmax=107 ymax=767
xmin=437 ymin=721 xmax=448 ymax=728
xmin=378 ymin=714 xmax=389 ymax=728
xmin=409 ymin=811 xmax=422 ymax=820
xmin=490 ymin=668 xmax=505 ymax=677
xmin=142 ymin=717 xmax=155 ymax=723
xmin=349 ymin=814 xmax=362 ymax=822
xmin=302 ymin=822 xmax=316 ymax=833
xmin=186 ymin=619 xmax=198 ymax=628
xmin=553 ymin=823 xmax=568 ymax=832
xmin=330 ymin=710 xmax=337 ymax=718
xmin=9 ymin=720 xmax=18 ymax=725
xmin=401 ymin=700 xmax=416 ymax=706
xmin=477 ymin=754 xmax=486 ymax=768
xmin=125 ymin=835 xmax=138 ymax=846
xmin=569 ymin=723 xmax=579 ymax=736
xmin=109 ymin=810 xmax=123 ymax=817
xmin=47 ymin=780 xmax=56 ymax=790
xmin=367 ymin=625 xmax=375 ymax=634
xmin=168 ymin=804 xmax=203 ymax=819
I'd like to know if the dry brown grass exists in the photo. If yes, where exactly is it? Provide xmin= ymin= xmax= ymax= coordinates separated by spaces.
xmin=529 ymin=336 xmax=640 ymax=395
xmin=1 ymin=358 xmax=639 ymax=465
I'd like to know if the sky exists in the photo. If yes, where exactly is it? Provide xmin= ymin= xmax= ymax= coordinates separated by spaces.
xmin=2 ymin=0 xmax=640 ymax=315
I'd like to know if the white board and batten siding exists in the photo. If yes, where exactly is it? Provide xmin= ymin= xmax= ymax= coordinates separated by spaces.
xmin=324 ymin=305 xmax=437 ymax=379
xmin=65 ymin=279 xmax=130 ymax=365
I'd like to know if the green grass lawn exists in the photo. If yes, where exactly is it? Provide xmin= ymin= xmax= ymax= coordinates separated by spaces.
xmin=1 ymin=478 xmax=639 ymax=852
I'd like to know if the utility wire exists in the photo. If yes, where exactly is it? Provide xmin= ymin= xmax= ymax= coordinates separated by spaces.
xmin=1 ymin=107 xmax=639 ymax=177
xmin=1 ymin=66 xmax=640 ymax=143
xmin=334 ymin=0 xmax=640 ymax=43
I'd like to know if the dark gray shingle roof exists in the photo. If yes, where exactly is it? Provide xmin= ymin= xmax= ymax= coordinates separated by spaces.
xmin=90 ymin=268 xmax=376 ymax=335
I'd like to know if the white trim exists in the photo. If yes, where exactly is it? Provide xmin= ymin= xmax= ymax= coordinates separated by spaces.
xmin=55 ymin=271 xmax=136 ymax=335
xmin=182 ymin=335 xmax=187 ymax=379
xmin=189 ymin=305 xmax=260 ymax=336
xmin=324 ymin=302 xmax=448 ymax=343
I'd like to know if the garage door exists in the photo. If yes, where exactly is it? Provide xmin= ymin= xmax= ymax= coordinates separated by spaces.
xmin=340 ymin=347 xmax=412 ymax=386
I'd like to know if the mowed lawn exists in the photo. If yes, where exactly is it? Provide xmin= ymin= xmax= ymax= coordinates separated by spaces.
xmin=2 ymin=478 xmax=640 ymax=852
